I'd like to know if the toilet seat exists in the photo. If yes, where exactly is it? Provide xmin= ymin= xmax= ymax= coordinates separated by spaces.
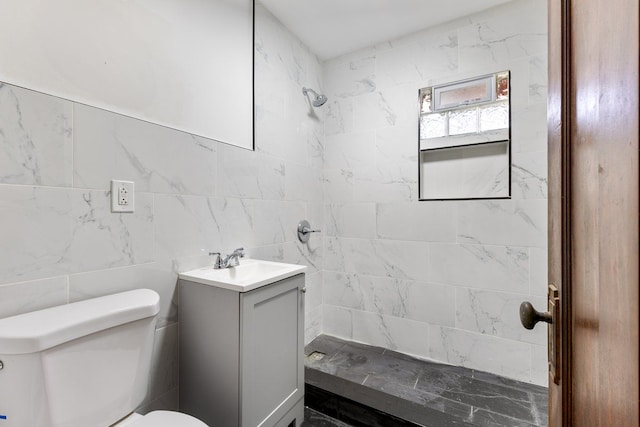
xmin=128 ymin=411 xmax=208 ymax=427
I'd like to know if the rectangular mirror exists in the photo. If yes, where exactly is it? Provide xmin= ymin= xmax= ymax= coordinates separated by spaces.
xmin=0 ymin=0 xmax=254 ymax=150
xmin=419 ymin=71 xmax=511 ymax=200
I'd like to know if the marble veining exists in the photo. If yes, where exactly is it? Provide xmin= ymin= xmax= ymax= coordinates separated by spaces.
xmin=456 ymin=288 xmax=547 ymax=346
xmin=324 ymin=237 xmax=430 ymax=282
xmin=324 ymin=99 xmax=354 ymax=136
xmin=374 ymin=32 xmax=459 ymax=89
xmin=430 ymin=325 xmax=532 ymax=382
xmin=355 ymin=92 xmax=398 ymax=128
xmin=528 ymin=56 xmax=548 ymax=104
xmin=427 ymin=242 xmax=529 ymax=293
xmin=74 ymin=104 xmax=218 ymax=196
xmin=324 ymin=131 xmax=376 ymax=171
xmin=324 ymin=271 xmax=455 ymax=328
xmin=323 ymin=56 xmax=376 ymax=99
xmin=0 ymin=83 xmax=72 ymax=187
xmin=306 ymin=335 xmax=548 ymax=426
xmin=512 ymin=152 xmax=548 ymax=199
xmin=325 ymin=203 xmax=377 ymax=239
xmin=0 ymin=186 xmax=154 ymax=285
xmin=457 ymin=200 xmax=547 ymax=248
xmin=0 ymin=2 xmax=327 ymax=414
xmin=464 ymin=22 xmax=545 ymax=57
xmin=323 ymin=169 xmax=356 ymax=203
xmin=0 ymin=0 xmax=549 ymax=413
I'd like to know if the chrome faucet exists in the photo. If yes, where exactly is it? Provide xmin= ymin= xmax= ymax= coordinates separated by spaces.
xmin=223 ymin=247 xmax=245 ymax=267
xmin=209 ymin=247 xmax=245 ymax=269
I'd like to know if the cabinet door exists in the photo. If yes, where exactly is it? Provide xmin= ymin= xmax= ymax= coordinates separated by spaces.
xmin=240 ymin=275 xmax=304 ymax=427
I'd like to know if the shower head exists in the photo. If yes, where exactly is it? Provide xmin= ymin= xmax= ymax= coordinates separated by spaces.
xmin=302 ymin=87 xmax=328 ymax=107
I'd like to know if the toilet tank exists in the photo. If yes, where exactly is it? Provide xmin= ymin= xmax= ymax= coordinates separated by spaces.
xmin=0 ymin=289 xmax=160 ymax=427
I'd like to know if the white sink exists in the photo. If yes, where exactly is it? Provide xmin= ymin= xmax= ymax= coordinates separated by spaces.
xmin=179 ymin=259 xmax=307 ymax=292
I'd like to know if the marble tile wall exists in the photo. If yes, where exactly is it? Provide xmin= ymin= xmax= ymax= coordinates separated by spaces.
xmin=1 ymin=2 xmax=548 ymax=419
xmin=321 ymin=0 xmax=549 ymax=386
xmin=0 ymin=4 xmax=324 ymax=412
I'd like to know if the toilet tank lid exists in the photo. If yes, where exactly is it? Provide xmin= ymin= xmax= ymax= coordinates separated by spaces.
xmin=0 ymin=289 xmax=160 ymax=355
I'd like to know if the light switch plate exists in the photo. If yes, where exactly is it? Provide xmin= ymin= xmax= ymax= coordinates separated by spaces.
xmin=111 ymin=180 xmax=135 ymax=213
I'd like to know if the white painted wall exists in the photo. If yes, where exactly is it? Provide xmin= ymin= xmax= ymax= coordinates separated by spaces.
xmin=321 ymin=0 xmax=548 ymax=386
xmin=0 ymin=0 xmax=253 ymax=149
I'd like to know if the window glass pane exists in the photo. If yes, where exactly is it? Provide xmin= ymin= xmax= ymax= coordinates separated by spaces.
xmin=433 ymin=75 xmax=494 ymax=110
xmin=449 ymin=107 xmax=477 ymax=135
xmin=479 ymin=101 xmax=509 ymax=131
xmin=496 ymin=72 xmax=510 ymax=100
xmin=419 ymin=88 xmax=432 ymax=114
xmin=420 ymin=112 xmax=447 ymax=138
xmin=439 ymin=82 xmax=488 ymax=107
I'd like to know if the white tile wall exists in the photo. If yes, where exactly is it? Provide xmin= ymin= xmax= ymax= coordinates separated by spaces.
xmin=0 ymin=5 xmax=548 ymax=422
xmin=455 ymin=288 xmax=547 ymax=345
xmin=323 ymin=271 xmax=456 ymax=326
xmin=322 ymin=0 xmax=548 ymax=386
xmin=0 ymin=4 xmax=325 ymax=412
xmin=74 ymin=104 xmax=219 ymax=195
xmin=429 ymin=325 xmax=533 ymax=382
xmin=427 ymin=243 xmax=530 ymax=293
xmin=0 ymin=83 xmax=72 ymax=187
xmin=0 ymin=276 xmax=68 ymax=318
xmin=376 ymin=203 xmax=457 ymax=242
xmin=457 ymin=199 xmax=548 ymax=248
xmin=325 ymin=203 xmax=377 ymax=239
xmin=0 ymin=186 xmax=154 ymax=284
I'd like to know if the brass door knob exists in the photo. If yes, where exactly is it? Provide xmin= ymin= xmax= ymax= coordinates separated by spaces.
xmin=519 ymin=301 xmax=552 ymax=329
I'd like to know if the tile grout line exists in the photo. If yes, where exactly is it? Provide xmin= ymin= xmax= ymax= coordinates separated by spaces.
xmin=306 ymin=335 xmax=548 ymax=426
xmin=361 ymin=374 xmax=369 ymax=385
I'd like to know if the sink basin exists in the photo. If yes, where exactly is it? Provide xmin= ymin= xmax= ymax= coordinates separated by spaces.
xmin=179 ymin=259 xmax=307 ymax=292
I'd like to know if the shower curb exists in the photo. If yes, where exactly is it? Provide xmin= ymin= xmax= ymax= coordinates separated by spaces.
xmin=305 ymin=368 xmax=475 ymax=427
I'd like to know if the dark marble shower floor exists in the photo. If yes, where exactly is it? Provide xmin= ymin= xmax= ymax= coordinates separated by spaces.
xmin=303 ymin=335 xmax=548 ymax=427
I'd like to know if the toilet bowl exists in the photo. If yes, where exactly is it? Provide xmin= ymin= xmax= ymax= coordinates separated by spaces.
xmin=114 ymin=410 xmax=207 ymax=427
xmin=0 ymin=289 xmax=208 ymax=427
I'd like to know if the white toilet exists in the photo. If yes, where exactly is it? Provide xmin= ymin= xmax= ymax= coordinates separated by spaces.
xmin=0 ymin=289 xmax=207 ymax=427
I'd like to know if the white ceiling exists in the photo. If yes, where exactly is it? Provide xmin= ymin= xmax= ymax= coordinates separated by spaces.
xmin=259 ymin=0 xmax=515 ymax=60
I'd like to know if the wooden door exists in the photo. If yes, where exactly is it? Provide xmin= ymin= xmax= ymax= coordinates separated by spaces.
xmin=547 ymin=0 xmax=640 ymax=425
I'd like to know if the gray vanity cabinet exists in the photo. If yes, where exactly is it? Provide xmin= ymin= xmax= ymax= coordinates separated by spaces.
xmin=179 ymin=274 xmax=305 ymax=427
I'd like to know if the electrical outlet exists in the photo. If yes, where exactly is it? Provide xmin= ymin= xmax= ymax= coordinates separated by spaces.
xmin=111 ymin=180 xmax=135 ymax=213
xmin=118 ymin=186 xmax=128 ymax=205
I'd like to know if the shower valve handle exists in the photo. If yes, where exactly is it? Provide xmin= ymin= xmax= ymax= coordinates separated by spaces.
xmin=301 ymin=226 xmax=321 ymax=234
xmin=297 ymin=220 xmax=321 ymax=243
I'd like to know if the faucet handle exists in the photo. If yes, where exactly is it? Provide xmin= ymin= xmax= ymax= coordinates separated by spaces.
xmin=207 ymin=251 xmax=223 ymax=269
xmin=201 ymin=249 xmax=220 ymax=256
xmin=234 ymin=247 xmax=245 ymax=257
